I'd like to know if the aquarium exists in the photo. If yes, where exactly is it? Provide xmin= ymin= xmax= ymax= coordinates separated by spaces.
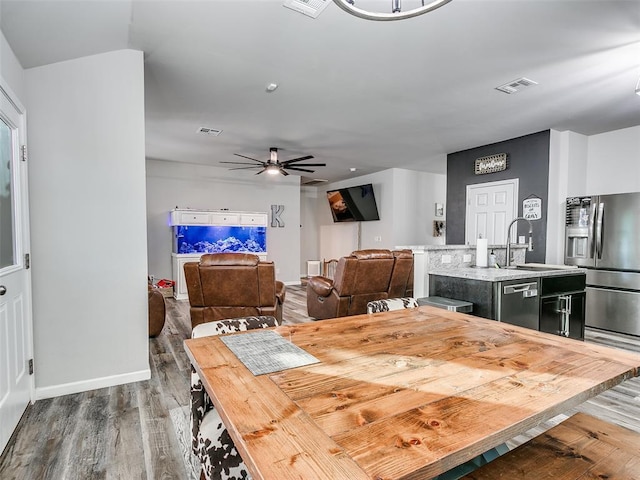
xmin=173 ymin=225 xmax=266 ymax=254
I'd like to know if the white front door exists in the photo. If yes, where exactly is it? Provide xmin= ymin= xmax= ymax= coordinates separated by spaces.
xmin=465 ymin=179 xmax=518 ymax=245
xmin=0 ymin=79 xmax=32 ymax=454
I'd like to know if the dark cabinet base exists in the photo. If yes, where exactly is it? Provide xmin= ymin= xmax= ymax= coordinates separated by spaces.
xmin=429 ymin=275 xmax=496 ymax=319
xmin=540 ymin=292 xmax=585 ymax=340
xmin=429 ymin=273 xmax=586 ymax=340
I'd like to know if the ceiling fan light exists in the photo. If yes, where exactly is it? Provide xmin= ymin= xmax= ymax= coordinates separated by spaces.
xmin=266 ymin=164 xmax=281 ymax=175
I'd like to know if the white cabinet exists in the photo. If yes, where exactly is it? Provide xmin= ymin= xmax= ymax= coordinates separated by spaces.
xmin=169 ymin=209 xmax=264 ymax=226
xmin=210 ymin=212 xmax=240 ymax=225
xmin=172 ymin=253 xmax=200 ymax=300
xmin=240 ymin=214 xmax=268 ymax=225
xmin=174 ymin=211 xmax=210 ymax=224
xmin=170 ymin=209 xmax=268 ymax=300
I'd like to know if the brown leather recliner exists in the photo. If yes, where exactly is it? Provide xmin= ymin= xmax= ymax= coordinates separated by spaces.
xmin=183 ymin=253 xmax=286 ymax=329
xmin=389 ymin=249 xmax=414 ymax=298
xmin=148 ymin=288 xmax=166 ymax=337
xmin=306 ymin=249 xmax=413 ymax=320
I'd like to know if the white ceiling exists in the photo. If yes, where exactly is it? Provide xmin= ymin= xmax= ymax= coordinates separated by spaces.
xmin=2 ymin=0 xmax=640 ymax=183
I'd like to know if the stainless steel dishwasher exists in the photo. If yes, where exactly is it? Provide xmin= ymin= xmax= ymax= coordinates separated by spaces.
xmin=495 ymin=278 xmax=539 ymax=330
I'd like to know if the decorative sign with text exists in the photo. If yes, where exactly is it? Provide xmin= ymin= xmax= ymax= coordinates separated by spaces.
xmin=474 ymin=153 xmax=508 ymax=175
xmin=523 ymin=197 xmax=542 ymax=220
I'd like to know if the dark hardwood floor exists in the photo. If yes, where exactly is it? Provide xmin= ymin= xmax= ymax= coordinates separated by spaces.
xmin=1 ymin=283 xmax=639 ymax=479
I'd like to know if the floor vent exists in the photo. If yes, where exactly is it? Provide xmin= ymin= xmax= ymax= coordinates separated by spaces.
xmin=197 ymin=127 xmax=223 ymax=136
xmin=495 ymin=77 xmax=538 ymax=94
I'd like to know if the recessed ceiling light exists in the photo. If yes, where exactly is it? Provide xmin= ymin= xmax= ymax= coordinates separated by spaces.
xmin=266 ymin=83 xmax=278 ymax=93
xmin=350 ymin=168 xmax=357 ymax=172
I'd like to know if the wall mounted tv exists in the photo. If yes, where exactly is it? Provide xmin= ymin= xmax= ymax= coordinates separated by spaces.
xmin=326 ymin=183 xmax=380 ymax=222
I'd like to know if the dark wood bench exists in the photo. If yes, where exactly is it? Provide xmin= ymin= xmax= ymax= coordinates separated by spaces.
xmin=459 ymin=412 xmax=640 ymax=479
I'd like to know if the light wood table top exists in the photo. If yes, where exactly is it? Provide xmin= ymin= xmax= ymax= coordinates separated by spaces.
xmin=184 ymin=306 xmax=640 ymax=480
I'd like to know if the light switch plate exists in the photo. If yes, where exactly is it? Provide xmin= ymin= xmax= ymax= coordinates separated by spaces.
xmin=463 ymin=254 xmax=472 ymax=262
xmin=442 ymin=255 xmax=452 ymax=264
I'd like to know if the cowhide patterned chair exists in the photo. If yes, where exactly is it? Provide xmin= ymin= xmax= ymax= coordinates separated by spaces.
xmin=190 ymin=315 xmax=279 ymax=480
xmin=366 ymin=297 xmax=418 ymax=314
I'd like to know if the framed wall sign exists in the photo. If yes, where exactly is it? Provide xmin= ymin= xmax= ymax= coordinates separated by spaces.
xmin=523 ymin=197 xmax=542 ymax=220
xmin=474 ymin=153 xmax=508 ymax=175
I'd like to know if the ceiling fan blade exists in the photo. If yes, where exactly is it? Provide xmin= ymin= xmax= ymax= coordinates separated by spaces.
xmin=280 ymin=155 xmax=314 ymax=165
xmin=286 ymin=162 xmax=326 ymax=167
xmin=233 ymin=153 xmax=265 ymax=164
xmin=220 ymin=161 xmax=265 ymax=165
xmin=284 ymin=166 xmax=316 ymax=173
xmin=228 ymin=165 xmax=263 ymax=170
xmin=254 ymin=167 xmax=267 ymax=175
xmin=280 ymin=168 xmax=289 ymax=176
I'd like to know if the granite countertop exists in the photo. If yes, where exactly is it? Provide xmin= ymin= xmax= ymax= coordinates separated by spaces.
xmin=428 ymin=265 xmax=586 ymax=282
xmin=398 ymin=244 xmax=527 ymax=251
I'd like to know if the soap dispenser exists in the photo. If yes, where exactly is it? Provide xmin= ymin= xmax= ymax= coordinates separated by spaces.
xmin=489 ymin=250 xmax=497 ymax=268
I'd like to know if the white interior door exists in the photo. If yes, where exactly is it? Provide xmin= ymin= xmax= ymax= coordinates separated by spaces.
xmin=465 ymin=179 xmax=518 ymax=245
xmin=0 ymin=79 xmax=32 ymax=454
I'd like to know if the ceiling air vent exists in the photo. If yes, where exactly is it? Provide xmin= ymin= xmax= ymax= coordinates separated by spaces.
xmin=197 ymin=127 xmax=223 ymax=136
xmin=283 ymin=0 xmax=331 ymax=18
xmin=495 ymin=77 xmax=538 ymax=94
xmin=302 ymin=178 xmax=328 ymax=186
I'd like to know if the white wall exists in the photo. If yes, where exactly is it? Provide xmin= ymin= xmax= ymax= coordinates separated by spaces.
xmin=26 ymin=50 xmax=149 ymax=398
xmin=0 ymin=30 xmax=25 ymax=101
xmin=391 ymin=169 xmax=447 ymax=247
xmin=586 ymin=126 xmax=640 ymax=194
xmin=547 ymin=130 xmax=588 ymax=264
xmin=305 ymin=168 xmax=448 ymax=262
xmin=146 ymin=159 xmax=301 ymax=284
xmin=300 ymin=186 xmax=320 ymax=275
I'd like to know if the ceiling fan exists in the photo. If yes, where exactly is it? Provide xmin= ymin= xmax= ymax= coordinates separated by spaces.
xmin=221 ymin=147 xmax=326 ymax=176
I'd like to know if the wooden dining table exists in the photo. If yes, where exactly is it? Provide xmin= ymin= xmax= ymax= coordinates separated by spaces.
xmin=184 ymin=306 xmax=640 ymax=480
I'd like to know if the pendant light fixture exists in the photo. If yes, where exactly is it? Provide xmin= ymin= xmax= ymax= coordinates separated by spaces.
xmin=333 ymin=0 xmax=452 ymax=21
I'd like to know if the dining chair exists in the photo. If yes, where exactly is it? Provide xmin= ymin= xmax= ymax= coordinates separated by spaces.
xmin=367 ymin=297 xmax=418 ymax=313
xmin=190 ymin=315 xmax=279 ymax=480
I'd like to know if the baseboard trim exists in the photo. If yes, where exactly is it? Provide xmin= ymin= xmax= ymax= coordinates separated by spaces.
xmin=34 ymin=369 xmax=151 ymax=400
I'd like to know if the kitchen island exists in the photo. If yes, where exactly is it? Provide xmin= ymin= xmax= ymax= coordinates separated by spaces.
xmin=395 ymin=244 xmax=529 ymax=298
xmin=429 ymin=265 xmax=587 ymax=339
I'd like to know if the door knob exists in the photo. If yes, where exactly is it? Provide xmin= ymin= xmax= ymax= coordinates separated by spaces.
xmin=0 ymin=285 xmax=6 ymax=296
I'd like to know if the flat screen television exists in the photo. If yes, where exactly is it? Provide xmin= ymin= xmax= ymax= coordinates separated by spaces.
xmin=326 ymin=183 xmax=380 ymax=222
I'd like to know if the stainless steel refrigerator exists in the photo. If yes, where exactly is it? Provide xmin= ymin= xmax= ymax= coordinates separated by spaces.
xmin=565 ymin=193 xmax=640 ymax=336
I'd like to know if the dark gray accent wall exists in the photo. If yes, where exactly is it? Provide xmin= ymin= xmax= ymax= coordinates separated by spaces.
xmin=446 ymin=130 xmax=550 ymax=263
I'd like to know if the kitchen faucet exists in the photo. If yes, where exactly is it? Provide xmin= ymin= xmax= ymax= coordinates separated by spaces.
xmin=506 ymin=217 xmax=533 ymax=267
